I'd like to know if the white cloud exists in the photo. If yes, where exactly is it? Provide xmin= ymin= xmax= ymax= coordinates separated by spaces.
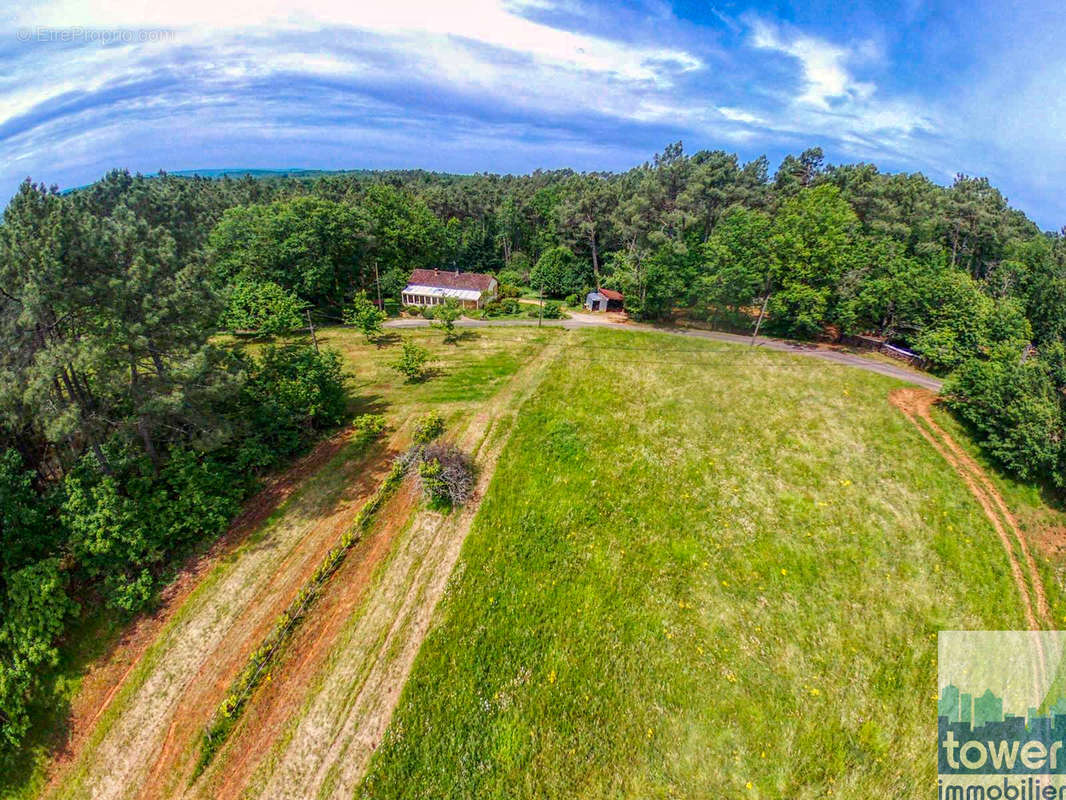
xmin=716 ymin=106 xmax=764 ymax=125
xmin=744 ymin=16 xmax=934 ymax=149
xmin=749 ymin=19 xmax=873 ymax=110
xmin=9 ymin=0 xmax=702 ymax=83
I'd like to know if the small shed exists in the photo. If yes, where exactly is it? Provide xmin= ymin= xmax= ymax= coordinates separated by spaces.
xmin=585 ymin=288 xmax=624 ymax=312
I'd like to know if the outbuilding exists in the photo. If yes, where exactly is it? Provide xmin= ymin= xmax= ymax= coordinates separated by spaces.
xmin=401 ymin=268 xmax=498 ymax=310
xmin=585 ymin=288 xmax=624 ymax=312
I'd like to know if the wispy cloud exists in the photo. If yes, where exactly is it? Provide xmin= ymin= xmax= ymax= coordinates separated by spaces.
xmin=0 ymin=0 xmax=1064 ymax=228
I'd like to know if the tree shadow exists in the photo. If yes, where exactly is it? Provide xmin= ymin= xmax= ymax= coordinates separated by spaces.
xmin=349 ymin=393 xmax=389 ymax=417
xmin=446 ymin=330 xmax=481 ymax=344
xmin=373 ymin=332 xmax=402 ymax=349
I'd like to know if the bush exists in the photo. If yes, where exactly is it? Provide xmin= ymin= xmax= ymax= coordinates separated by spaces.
xmin=528 ymin=301 xmax=563 ymax=319
xmin=498 ymin=283 xmax=521 ymax=299
xmin=383 ymin=298 xmax=400 ymax=317
xmin=353 ymin=414 xmax=386 ymax=438
xmin=63 ymin=447 xmax=243 ymax=612
xmin=413 ymin=411 xmax=445 ymax=444
xmin=391 ymin=338 xmax=430 ymax=382
xmin=241 ymin=346 xmax=348 ymax=458
xmin=564 ymin=293 xmax=580 ymax=307
xmin=0 ymin=558 xmax=73 ymax=750
xmin=944 ymin=348 xmax=1063 ymax=482
xmin=414 ymin=443 xmax=474 ymax=508
xmin=482 ymin=297 xmax=520 ymax=317
xmin=497 ymin=269 xmax=523 ymax=287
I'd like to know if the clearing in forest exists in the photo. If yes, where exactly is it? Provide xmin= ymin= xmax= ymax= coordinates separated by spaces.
xmin=359 ymin=328 xmax=1066 ymax=799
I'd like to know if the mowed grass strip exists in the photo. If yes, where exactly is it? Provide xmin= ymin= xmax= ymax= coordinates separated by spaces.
xmin=359 ymin=328 xmax=1038 ymax=799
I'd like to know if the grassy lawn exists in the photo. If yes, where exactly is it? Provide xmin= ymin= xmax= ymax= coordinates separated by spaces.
xmin=359 ymin=328 xmax=1049 ymax=799
xmin=262 ymin=324 xmax=562 ymax=423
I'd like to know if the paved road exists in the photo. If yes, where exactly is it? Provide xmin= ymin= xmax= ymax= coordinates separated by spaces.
xmin=385 ymin=315 xmax=944 ymax=392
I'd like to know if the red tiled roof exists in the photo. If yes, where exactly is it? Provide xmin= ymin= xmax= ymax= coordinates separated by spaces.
xmin=408 ymin=269 xmax=496 ymax=292
xmin=600 ymin=288 xmax=624 ymax=301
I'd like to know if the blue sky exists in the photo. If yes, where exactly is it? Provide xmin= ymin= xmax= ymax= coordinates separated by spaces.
xmin=2 ymin=0 xmax=1064 ymax=229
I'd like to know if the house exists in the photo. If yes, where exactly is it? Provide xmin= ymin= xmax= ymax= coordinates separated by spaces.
xmin=585 ymin=288 xmax=624 ymax=312
xmin=401 ymin=268 xmax=498 ymax=310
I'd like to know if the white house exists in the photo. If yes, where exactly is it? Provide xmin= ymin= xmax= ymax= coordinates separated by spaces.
xmin=401 ymin=268 xmax=498 ymax=310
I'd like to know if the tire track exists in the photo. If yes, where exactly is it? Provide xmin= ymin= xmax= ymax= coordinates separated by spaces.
xmin=890 ymin=388 xmax=1051 ymax=630
xmin=238 ymin=335 xmax=565 ymax=800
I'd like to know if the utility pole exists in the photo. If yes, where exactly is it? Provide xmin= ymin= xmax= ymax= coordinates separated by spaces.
xmin=306 ymin=309 xmax=319 ymax=353
xmin=538 ymin=281 xmax=544 ymax=328
xmin=374 ymin=260 xmax=383 ymax=310
xmin=750 ymin=274 xmax=771 ymax=347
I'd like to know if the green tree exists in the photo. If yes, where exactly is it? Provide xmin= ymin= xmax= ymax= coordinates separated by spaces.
xmin=221 ymin=281 xmax=306 ymax=335
xmin=390 ymin=338 xmax=430 ymax=382
xmin=944 ymin=348 xmax=1063 ymax=482
xmin=767 ymin=185 xmax=862 ymax=338
xmin=699 ymin=206 xmax=773 ymax=322
xmin=0 ymin=558 xmax=73 ymax=749
xmin=344 ymin=291 xmax=387 ymax=342
xmin=434 ymin=299 xmax=463 ymax=342
xmin=531 ymin=246 xmax=591 ymax=298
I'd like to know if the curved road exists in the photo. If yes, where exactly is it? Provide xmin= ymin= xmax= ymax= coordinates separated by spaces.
xmin=385 ymin=313 xmax=944 ymax=392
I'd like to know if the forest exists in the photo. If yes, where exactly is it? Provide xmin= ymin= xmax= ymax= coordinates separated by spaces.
xmin=1 ymin=143 xmax=1065 ymax=760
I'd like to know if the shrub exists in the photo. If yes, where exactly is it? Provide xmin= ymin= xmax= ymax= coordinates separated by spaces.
xmin=242 ymin=346 xmax=348 ymax=454
xmin=497 ymin=269 xmax=523 ymax=287
xmin=415 ymin=443 xmax=474 ymax=508
xmin=353 ymin=414 xmax=387 ymax=438
xmin=482 ymin=297 xmax=520 ymax=318
xmin=498 ymin=283 xmax=521 ymax=299
xmin=391 ymin=338 xmax=430 ymax=382
xmin=413 ymin=411 xmax=445 ymax=444
xmin=529 ymin=300 xmax=563 ymax=319
xmin=564 ymin=293 xmax=580 ymax=307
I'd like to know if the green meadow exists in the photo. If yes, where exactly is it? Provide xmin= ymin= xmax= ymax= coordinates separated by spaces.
xmin=359 ymin=328 xmax=1050 ymax=799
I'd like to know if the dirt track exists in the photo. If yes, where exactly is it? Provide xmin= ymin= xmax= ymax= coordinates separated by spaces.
xmin=42 ymin=427 xmax=357 ymax=793
xmin=46 ymin=433 xmax=396 ymax=800
xmin=890 ymin=389 xmax=1051 ymax=630
xmin=206 ymin=335 xmax=564 ymax=800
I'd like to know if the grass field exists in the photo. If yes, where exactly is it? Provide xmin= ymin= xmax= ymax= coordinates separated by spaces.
xmin=11 ymin=324 xmax=1066 ymax=799
xmin=6 ymin=326 xmax=560 ymax=800
xmin=359 ymin=328 xmax=1059 ymax=799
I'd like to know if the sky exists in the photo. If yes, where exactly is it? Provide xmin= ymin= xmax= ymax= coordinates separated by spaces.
xmin=1 ymin=0 xmax=1064 ymax=230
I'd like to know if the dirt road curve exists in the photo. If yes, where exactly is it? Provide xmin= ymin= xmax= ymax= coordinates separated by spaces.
xmin=890 ymin=388 xmax=1051 ymax=630
xmin=386 ymin=315 xmax=944 ymax=391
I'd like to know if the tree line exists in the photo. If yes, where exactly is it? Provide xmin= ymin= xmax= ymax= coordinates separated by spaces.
xmin=1 ymin=142 xmax=1064 ymax=759
xmin=0 ymin=173 xmax=348 ymax=758
xmin=186 ymin=145 xmax=1064 ymax=485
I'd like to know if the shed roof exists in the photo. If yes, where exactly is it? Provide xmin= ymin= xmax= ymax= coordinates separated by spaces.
xmin=408 ymin=268 xmax=495 ymax=292
xmin=599 ymin=288 xmax=624 ymax=301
